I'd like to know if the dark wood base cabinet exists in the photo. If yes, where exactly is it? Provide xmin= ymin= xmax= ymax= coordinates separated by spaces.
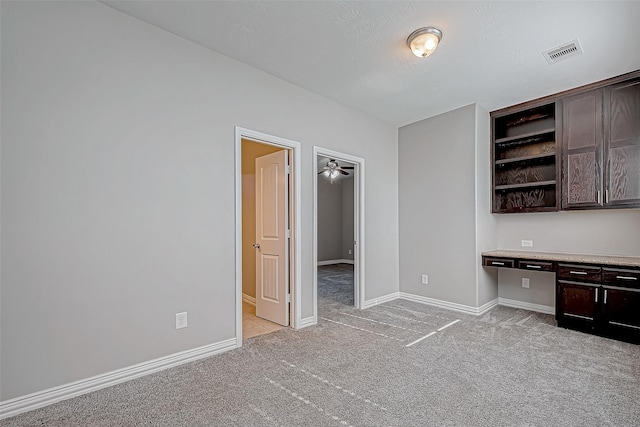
xmin=556 ymin=264 xmax=640 ymax=343
xmin=482 ymin=251 xmax=640 ymax=344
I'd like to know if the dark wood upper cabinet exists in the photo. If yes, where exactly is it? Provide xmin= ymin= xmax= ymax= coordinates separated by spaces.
xmin=604 ymin=78 xmax=640 ymax=207
xmin=562 ymin=89 xmax=604 ymax=208
xmin=492 ymin=70 xmax=640 ymax=213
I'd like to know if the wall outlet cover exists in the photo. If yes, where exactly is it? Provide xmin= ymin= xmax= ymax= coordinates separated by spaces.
xmin=421 ymin=274 xmax=429 ymax=285
xmin=176 ymin=312 xmax=188 ymax=329
xmin=521 ymin=240 xmax=533 ymax=247
xmin=522 ymin=278 xmax=530 ymax=289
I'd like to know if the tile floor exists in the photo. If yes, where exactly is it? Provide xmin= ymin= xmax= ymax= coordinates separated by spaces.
xmin=242 ymin=301 xmax=284 ymax=339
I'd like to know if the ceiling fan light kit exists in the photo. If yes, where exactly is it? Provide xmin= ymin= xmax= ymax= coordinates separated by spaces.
xmin=407 ymin=26 xmax=442 ymax=58
xmin=319 ymin=159 xmax=353 ymax=183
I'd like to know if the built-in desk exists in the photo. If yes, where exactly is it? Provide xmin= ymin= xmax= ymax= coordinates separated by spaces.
xmin=482 ymin=250 xmax=640 ymax=344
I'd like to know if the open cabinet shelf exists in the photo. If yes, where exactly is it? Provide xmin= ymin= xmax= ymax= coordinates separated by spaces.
xmin=491 ymin=101 xmax=560 ymax=213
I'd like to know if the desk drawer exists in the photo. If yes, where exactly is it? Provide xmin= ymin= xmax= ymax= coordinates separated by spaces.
xmin=557 ymin=264 xmax=601 ymax=282
xmin=517 ymin=260 xmax=554 ymax=272
xmin=603 ymin=268 xmax=640 ymax=289
xmin=483 ymin=257 xmax=514 ymax=268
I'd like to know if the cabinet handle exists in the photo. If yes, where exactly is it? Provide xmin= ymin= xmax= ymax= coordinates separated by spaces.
xmin=595 ymin=288 xmax=598 ymax=303
xmin=526 ymin=265 xmax=542 ymax=269
xmin=604 ymin=289 xmax=608 ymax=304
xmin=609 ymin=321 xmax=640 ymax=330
xmin=597 ymin=190 xmax=602 ymax=204
xmin=569 ymin=271 xmax=587 ymax=275
xmin=491 ymin=261 xmax=505 ymax=266
xmin=616 ymin=275 xmax=638 ymax=281
xmin=605 ymin=189 xmax=609 ymax=204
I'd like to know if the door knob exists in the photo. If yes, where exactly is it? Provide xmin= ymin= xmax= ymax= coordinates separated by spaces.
xmin=252 ymin=243 xmax=261 ymax=249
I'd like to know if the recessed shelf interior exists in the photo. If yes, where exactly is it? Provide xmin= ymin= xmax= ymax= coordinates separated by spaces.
xmin=494 ymin=180 xmax=557 ymax=191
xmin=495 ymin=152 xmax=556 ymax=166
xmin=492 ymin=101 xmax=558 ymax=213
xmin=494 ymin=104 xmax=556 ymax=140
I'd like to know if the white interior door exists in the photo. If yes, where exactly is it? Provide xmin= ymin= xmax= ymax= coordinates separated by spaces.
xmin=255 ymin=150 xmax=289 ymax=326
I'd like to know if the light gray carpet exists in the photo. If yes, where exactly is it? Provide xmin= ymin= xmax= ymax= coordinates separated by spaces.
xmin=318 ymin=263 xmax=355 ymax=309
xmin=4 ymin=269 xmax=639 ymax=426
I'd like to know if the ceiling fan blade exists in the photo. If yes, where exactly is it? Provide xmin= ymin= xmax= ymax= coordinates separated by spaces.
xmin=338 ymin=169 xmax=349 ymax=175
xmin=318 ymin=171 xmax=327 ymax=175
xmin=341 ymin=166 xmax=354 ymax=169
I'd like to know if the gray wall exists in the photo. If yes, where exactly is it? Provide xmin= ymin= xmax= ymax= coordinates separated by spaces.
xmin=399 ymin=105 xmax=481 ymax=308
xmin=475 ymin=105 xmax=498 ymax=306
xmin=1 ymin=1 xmax=399 ymax=400
xmin=342 ymin=177 xmax=355 ymax=260
xmin=317 ymin=177 xmax=344 ymax=261
xmin=495 ymin=210 xmax=640 ymax=307
xmin=317 ymin=176 xmax=355 ymax=262
xmin=241 ymin=140 xmax=283 ymax=299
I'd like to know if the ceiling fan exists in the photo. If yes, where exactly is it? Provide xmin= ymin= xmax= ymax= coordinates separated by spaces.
xmin=318 ymin=159 xmax=354 ymax=180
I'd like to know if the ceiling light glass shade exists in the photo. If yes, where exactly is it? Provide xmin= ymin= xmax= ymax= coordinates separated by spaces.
xmin=407 ymin=27 xmax=442 ymax=58
xmin=324 ymin=170 xmax=330 ymax=177
xmin=330 ymin=170 xmax=339 ymax=179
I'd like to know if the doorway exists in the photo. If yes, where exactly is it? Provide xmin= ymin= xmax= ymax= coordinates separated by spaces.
xmin=313 ymin=147 xmax=365 ymax=321
xmin=235 ymin=128 xmax=302 ymax=346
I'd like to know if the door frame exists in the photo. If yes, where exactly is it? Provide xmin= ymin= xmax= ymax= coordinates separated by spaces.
xmin=235 ymin=127 xmax=302 ymax=347
xmin=313 ymin=146 xmax=365 ymax=319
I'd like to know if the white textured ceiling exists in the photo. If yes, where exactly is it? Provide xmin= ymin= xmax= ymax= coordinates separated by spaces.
xmin=102 ymin=1 xmax=640 ymax=127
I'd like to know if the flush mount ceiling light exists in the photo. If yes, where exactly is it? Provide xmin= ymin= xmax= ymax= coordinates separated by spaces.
xmin=407 ymin=27 xmax=443 ymax=58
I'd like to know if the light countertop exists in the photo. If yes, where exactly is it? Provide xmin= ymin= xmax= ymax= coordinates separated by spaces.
xmin=481 ymin=250 xmax=640 ymax=268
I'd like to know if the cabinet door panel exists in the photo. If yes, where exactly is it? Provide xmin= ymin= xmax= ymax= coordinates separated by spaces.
xmin=609 ymin=80 xmax=640 ymax=143
xmin=602 ymin=287 xmax=640 ymax=342
xmin=562 ymin=90 xmax=603 ymax=208
xmin=557 ymin=280 xmax=598 ymax=321
xmin=608 ymin=145 xmax=640 ymax=203
xmin=566 ymin=95 xmax=599 ymax=150
xmin=603 ymin=287 xmax=640 ymax=328
xmin=605 ymin=79 xmax=640 ymax=206
xmin=567 ymin=152 xmax=597 ymax=204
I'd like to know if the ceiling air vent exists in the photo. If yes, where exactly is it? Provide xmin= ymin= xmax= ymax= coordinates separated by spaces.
xmin=543 ymin=39 xmax=583 ymax=65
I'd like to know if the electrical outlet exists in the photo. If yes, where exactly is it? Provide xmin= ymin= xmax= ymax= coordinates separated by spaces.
xmin=348 ymin=249 xmax=352 ymax=255
xmin=521 ymin=240 xmax=533 ymax=247
xmin=522 ymin=278 xmax=530 ymax=289
xmin=176 ymin=312 xmax=188 ymax=329
xmin=421 ymin=274 xmax=429 ymax=285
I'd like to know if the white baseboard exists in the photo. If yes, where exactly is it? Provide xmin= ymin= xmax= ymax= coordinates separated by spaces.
xmin=362 ymin=292 xmax=400 ymax=309
xmin=242 ymin=293 xmax=256 ymax=306
xmin=297 ymin=316 xmax=317 ymax=329
xmin=477 ymin=298 xmax=500 ymax=315
xmin=0 ymin=338 xmax=237 ymax=420
xmin=498 ymin=297 xmax=555 ymax=315
xmin=317 ymin=259 xmax=354 ymax=266
xmin=398 ymin=292 xmax=498 ymax=316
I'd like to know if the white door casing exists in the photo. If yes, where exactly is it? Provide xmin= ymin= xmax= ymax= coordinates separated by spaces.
xmin=255 ymin=150 xmax=289 ymax=326
xmin=312 ymin=146 xmax=365 ymax=321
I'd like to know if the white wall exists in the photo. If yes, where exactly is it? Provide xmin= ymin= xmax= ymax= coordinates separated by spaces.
xmin=398 ymin=105 xmax=480 ymax=307
xmin=0 ymin=1 xmax=399 ymax=400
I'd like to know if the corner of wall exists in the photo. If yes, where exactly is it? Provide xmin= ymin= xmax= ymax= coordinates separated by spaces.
xmin=474 ymin=104 xmax=498 ymax=306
